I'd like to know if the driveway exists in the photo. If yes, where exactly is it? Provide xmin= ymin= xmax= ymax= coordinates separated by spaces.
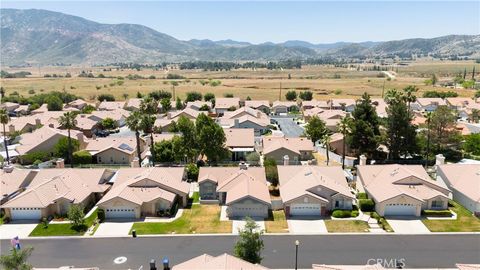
xmin=0 ymin=222 xmax=38 ymax=239
xmin=94 ymin=220 xmax=134 ymax=237
xmin=386 ymin=217 xmax=430 ymax=234
xmin=271 ymin=117 xmax=304 ymax=137
xmin=232 ymin=218 xmax=265 ymax=234
xmin=287 ymin=217 xmax=327 ymax=234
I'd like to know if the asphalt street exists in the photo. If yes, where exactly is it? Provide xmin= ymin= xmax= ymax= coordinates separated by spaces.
xmin=1 ymin=234 xmax=479 ymax=269
xmin=271 ymin=117 xmax=304 ymax=137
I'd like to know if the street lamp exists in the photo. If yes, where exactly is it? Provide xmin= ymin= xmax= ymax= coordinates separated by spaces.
xmin=295 ymin=240 xmax=300 ymax=270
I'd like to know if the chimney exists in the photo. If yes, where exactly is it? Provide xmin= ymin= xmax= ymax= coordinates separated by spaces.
xmin=35 ymin=118 xmax=41 ymax=126
xmin=56 ymin=159 xmax=65 ymax=168
xmin=359 ymin=155 xmax=367 ymax=166
xmin=8 ymin=124 xmax=15 ymax=134
xmin=234 ymin=118 xmax=240 ymax=128
xmin=131 ymin=157 xmax=140 ymax=168
xmin=435 ymin=154 xmax=445 ymax=166
xmin=239 ymin=161 xmax=248 ymax=170
xmin=283 ymin=155 xmax=289 ymax=166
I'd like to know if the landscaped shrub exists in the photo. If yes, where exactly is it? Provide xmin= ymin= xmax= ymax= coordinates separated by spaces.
xmin=356 ymin=192 xmax=368 ymax=199
xmin=422 ymin=210 xmax=452 ymax=217
xmin=351 ymin=210 xmax=359 ymax=217
xmin=72 ymin=150 xmax=92 ymax=164
xmin=97 ymin=209 xmax=105 ymax=223
xmin=370 ymin=212 xmax=380 ymax=220
xmin=332 ymin=209 xmax=357 ymax=218
xmin=358 ymin=199 xmax=375 ymax=212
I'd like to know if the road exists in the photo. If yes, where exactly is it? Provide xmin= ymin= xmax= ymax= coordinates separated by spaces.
xmin=1 ymin=234 xmax=479 ymax=269
xmin=272 ymin=117 xmax=304 ymax=137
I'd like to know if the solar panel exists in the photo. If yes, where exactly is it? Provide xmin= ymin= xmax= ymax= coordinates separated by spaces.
xmin=118 ymin=143 xmax=133 ymax=151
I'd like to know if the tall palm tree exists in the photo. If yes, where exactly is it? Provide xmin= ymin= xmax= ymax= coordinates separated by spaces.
xmin=337 ymin=115 xmax=352 ymax=169
xmin=0 ymin=109 xmax=10 ymax=165
xmin=425 ymin=112 xmax=433 ymax=168
xmin=322 ymin=134 xmax=331 ymax=166
xmin=403 ymin=85 xmax=418 ymax=118
xmin=126 ymin=110 xmax=143 ymax=165
xmin=140 ymin=114 xmax=156 ymax=166
xmin=0 ymin=246 xmax=34 ymax=270
xmin=58 ymin=112 xmax=78 ymax=168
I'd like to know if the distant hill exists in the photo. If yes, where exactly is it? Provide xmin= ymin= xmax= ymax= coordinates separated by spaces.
xmin=1 ymin=8 xmax=479 ymax=65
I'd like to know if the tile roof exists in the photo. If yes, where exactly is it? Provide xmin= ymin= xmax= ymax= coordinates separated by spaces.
xmin=16 ymin=126 xmax=83 ymax=155
xmin=97 ymin=101 xmax=126 ymax=111
xmin=215 ymin=98 xmax=240 ymax=109
xmin=0 ymin=169 xmax=37 ymax=199
xmin=224 ymin=128 xmax=254 ymax=148
xmin=85 ymin=136 xmax=140 ymax=155
xmin=438 ymin=164 xmax=480 ymax=203
xmin=172 ymin=253 xmax=269 ymax=270
xmin=245 ymin=100 xmax=270 ymax=109
xmin=262 ymin=136 xmax=313 ymax=155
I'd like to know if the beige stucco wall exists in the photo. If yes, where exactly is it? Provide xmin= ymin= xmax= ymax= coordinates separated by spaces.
xmin=95 ymin=148 xmax=134 ymax=164
xmin=265 ymin=148 xmax=312 ymax=164
xmin=97 ymin=197 xmax=141 ymax=218
xmin=227 ymin=197 xmax=269 ymax=218
xmin=375 ymin=195 xmax=422 ymax=217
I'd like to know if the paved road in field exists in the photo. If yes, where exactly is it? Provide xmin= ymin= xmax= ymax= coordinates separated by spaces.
xmin=272 ymin=117 xmax=304 ymax=137
xmin=1 ymin=234 xmax=478 ymax=269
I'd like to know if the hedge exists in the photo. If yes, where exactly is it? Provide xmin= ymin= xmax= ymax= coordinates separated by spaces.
xmin=356 ymin=192 xmax=368 ymax=199
xmin=359 ymin=199 xmax=375 ymax=211
xmin=97 ymin=209 xmax=105 ymax=223
xmin=422 ymin=210 xmax=452 ymax=217
xmin=332 ymin=209 xmax=359 ymax=218
xmin=72 ymin=150 xmax=92 ymax=164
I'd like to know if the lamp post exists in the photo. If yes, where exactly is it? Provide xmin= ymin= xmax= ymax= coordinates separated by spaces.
xmin=295 ymin=240 xmax=300 ymax=270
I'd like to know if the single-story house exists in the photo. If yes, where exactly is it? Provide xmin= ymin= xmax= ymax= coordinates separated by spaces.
xmin=301 ymin=100 xmax=329 ymax=111
xmin=5 ymin=111 xmax=65 ymax=136
xmin=65 ymin=99 xmax=89 ymax=110
xmin=123 ymin=98 xmax=144 ymax=111
xmin=84 ymin=136 xmax=146 ymax=165
xmin=437 ymin=164 xmax=480 ymax=215
xmin=97 ymin=101 xmax=126 ymax=111
xmin=357 ymin=164 xmax=451 ymax=217
xmin=13 ymin=105 xmax=30 ymax=116
xmin=0 ymin=102 xmax=20 ymax=114
xmin=172 ymin=253 xmax=270 ymax=270
xmin=218 ymin=107 xmax=270 ymax=136
xmin=272 ymin=101 xmax=299 ymax=115
xmin=1 ymin=168 xmax=114 ymax=220
xmin=88 ymin=109 xmax=129 ymax=127
xmin=328 ymin=99 xmax=356 ymax=112
xmin=72 ymin=114 xmax=100 ymax=137
xmin=198 ymin=165 xmax=271 ymax=218
xmin=278 ymin=165 xmax=354 ymax=216
xmin=96 ymin=167 xmax=189 ymax=219
xmin=154 ymin=109 xmax=204 ymax=132
xmin=224 ymin=128 xmax=255 ymax=161
xmin=186 ymin=100 xmax=212 ymax=111
xmin=214 ymin=98 xmax=240 ymax=116
xmin=0 ymin=169 xmax=38 ymax=204
xmin=410 ymin=98 xmax=447 ymax=112
xmin=262 ymin=136 xmax=314 ymax=164
xmin=245 ymin=100 xmax=271 ymax=114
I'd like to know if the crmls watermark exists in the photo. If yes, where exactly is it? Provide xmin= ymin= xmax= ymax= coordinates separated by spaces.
xmin=367 ymin=258 xmax=406 ymax=268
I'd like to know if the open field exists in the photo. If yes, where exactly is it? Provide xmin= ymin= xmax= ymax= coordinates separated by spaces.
xmin=1 ymin=61 xmax=478 ymax=102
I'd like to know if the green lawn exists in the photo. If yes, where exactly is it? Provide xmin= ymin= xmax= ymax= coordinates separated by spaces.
xmin=422 ymin=200 xmax=480 ymax=232
xmin=265 ymin=210 xmax=289 ymax=233
xmin=29 ymin=209 xmax=98 ymax=237
xmin=324 ymin=220 xmax=370 ymax=233
xmin=191 ymin=192 xmax=200 ymax=203
xmin=131 ymin=205 xmax=231 ymax=235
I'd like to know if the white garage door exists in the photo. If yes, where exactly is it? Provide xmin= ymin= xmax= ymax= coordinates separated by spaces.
xmin=384 ymin=204 xmax=417 ymax=216
xmin=105 ymin=208 xmax=136 ymax=219
xmin=290 ymin=204 xmax=321 ymax=216
xmin=230 ymin=205 xmax=267 ymax=218
xmin=11 ymin=208 xmax=42 ymax=220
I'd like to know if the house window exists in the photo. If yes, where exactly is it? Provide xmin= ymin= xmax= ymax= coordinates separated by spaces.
xmin=432 ymin=200 xmax=444 ymax=208
xmin=335 ymin=200 xmax=340 ymax=208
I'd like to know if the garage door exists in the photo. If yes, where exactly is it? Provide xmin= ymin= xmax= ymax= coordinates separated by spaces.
xmin=105 ymin=208 xmax=136 ymax=219
xmin=290 ymin=204 xmax=321 ymax=216
xmin=384 ymin=204 xmax=417 ymax=216
xmin=230 ymin=205 xmax=267 ymax=218
xmin=11 ymin=208 xmax=42 ymax=220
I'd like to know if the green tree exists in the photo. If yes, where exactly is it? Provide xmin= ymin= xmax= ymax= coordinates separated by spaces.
xmin=463 ymin=134 xmax=480 ymax=155
xmin=0 ymin=109 xmax=10 ymax=164
xmin=185 ymin=91 xmax=202 ymax=102
xmin=0 ymin=246 xmax=34 ymax=270
xmin=186 ymin=163 xmax=199 ymax=181
xmin=54 ymin=137 xmax=80 ymax=161
xmin=177 ymin=116 xmax=198 ymax=163
xmin=176 ymin=97 xmax=183 ymax=110
xmin=264 ymin=158 xmax=278 ymax=186
xmin=299 ymin=90 xmax=313 ymax=101
xmin=67 ymin=204 xmax=85 ymax=229
xmin=148 ymin=90 xmax=172 ymax=101
xmin=402 ymin=85 xmax=418 ymax=118
xmin=46 ymin=95 xmax=63 ymax=111
xmin=285 ymin=90 xmax=297 ymax=101
xmin=140 ymin=114 xmax=156 ymax=165
xmin=160 ymin=98 xmax=172 ymax=112
xmin=97 ymin=93 xmax=115 ymax=101
xmin=204 ymin=92 xmax=215 ymax=102
xmin=195 ymin=113 xmax=228 ymax=163
xmin=470 ymin=109 xmax=480 ymax=123
xmin=348 ymin=93 xmax=380 ymax=158
xmin=322 ymin=134 xmax=332 ymax=165
xmin=234 ymin=217 xmax=264 ymax=264
xmin=100 ymin=117 xmax=117 ymax=130
xmin=246 ymin=152 xmax=260 ymax=165
xmin=431 ymin=74 xmax=438 ymax=86
xmin=154 ymin=140 xmax=175 ymax=162
xmin=337 ymin=115 xmax=352 ymax=169
xmin=126 ymin=111 xmax=144 ymax=164
xmin=58 ymin=112 xmax=78 ymax=167
xmin=304 ymin=116 xmax=328 ymax=144
xmin=72 ymin=150 xmax=92 ymax=164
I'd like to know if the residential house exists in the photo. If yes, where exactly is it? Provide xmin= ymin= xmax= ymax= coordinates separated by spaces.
xmin=124 ymin=98 xmax=143 ymax=111
xmin=329 ymin=99 xmax=356 ymax=112
xmin=84 ymin=136 xmax=146 ymax=165
xmin=214 ymin=97 xmax=240 ymax=116
xmin=186 ymin=100 xmax=212 ymax=111
xmin=96 ymin=167 xmax=189 ymax=219
xmin=272 ymin=101 xmax=299 ymax=115
xmin=245 ymin=100 xmax=271 ymax=114
xmin=410 ymin=98 xmax=447 ymax=112
xmin=5 ymin=111 xmax=64 ymax=136
xmin=303 ymin=108 xmax=347 ymax=131
xmin=437 ymin=164 xmax=480 ymax=215
xmin=371 ymin=98 xmax=388 ymax=118
xmin=278 ymin=165 xmax=354 ymax=216
xmin=0 ymin=169 xmax=37 ymax=204
xmin=357 ymin=164 xmax=451 ymax=216
xmin=97 ymin=101 xmax=126 ymax=111
xmin=224 ymin=128 xmax=255 ymax=161
xmin=301 ymin=100 xmax=329 ymax=111
xmin=65 ymin=99 xmax=89 ymax=110
xmin=172 ymin=253 xmax=269 ymax=270
xmin=262 ymin=136 xmax=314 ymax=164
xmin=88 ymin=109 xmax=129 ymax=127
xmin=198 ymin=165 xmax=271 ymax=218
xmin=1 ymin=168 xmax=114 ymax=220
xmin=218 ymin=107 xmax=270 ymax=136
xmin=30 ymin=104 xmax=49 ymax=114
xmin=0 ymin=102 xmax=20 ymax=115
xmin=71 ymin=114 xmax=100 ymax=137
xmin=13 ymin=105 xmax=30 ymax=116
xmin=154 ymin=108 xmax=203 ymax=132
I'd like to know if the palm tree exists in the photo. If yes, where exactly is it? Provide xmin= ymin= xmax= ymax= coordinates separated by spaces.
xmin=470 ymin=109 xmax=480 ymax=123
xmin=126 ymin=110 xmax=143 ymax=165
xmin=403 ymin=85 xmax=418 ymax=118
xmin=322 ymin=134 xmax=331 ymax=166
xmin=337 ymin=115 xmax=352 ymax=169
xmin=140 ymin=114 xmax=156 ymax=166
xmin=0 ymin=246 xmax=34 ymax=270
xmin=425 ymin=112 xmax=433 ymax=168
xmin=58 ymin=112 xmax=78 ymax=168
xmin=0 ymin=109 xmax=10 ymax=165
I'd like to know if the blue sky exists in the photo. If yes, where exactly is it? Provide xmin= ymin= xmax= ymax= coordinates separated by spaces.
xmin=1 ymin=1 xmax=479 ymax=43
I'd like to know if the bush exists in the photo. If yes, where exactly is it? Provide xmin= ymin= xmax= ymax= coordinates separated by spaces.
xmin=186 ymin=163 xmax=199 ymax=181
xmin=422 ymin=210 xmax=452 ymax=217
xmin=359 ymin=199 xmax=375 ymax=211
xmin=166 ymin=73 xmax=186 ymax=79
xmin=54 ymin=137 xmax=80 ymax=160
xmin=149 ymin=90 xmax=172 ymax=101
xmin=356 ymin=192 xmax=368 ymax=199
xmin=332 ymin=209 xmax=351 ymax=218
xmin=46 ymin=95 xmax=63 ymax=111
xmin=285 ymin=90 xmax=297 ymax=101
xmin=97 ymin=94 xmax=115 ymax=102
xmin=22 ymin=151 xmax=50 ymax=164
xmin=185 ymin=91 xmax=203 ymax=102
xmin=246 ymin=152 xmax=260 ymax=165
xmin=204 ymin=92 xmax=215 ymax=102
xmin=370 ymin=212 xmax=380 ymax=220
xmin=72 ymin=150 xmax=92 ymax=164
xmin=97 ymin=209 xmax=105 ymax=223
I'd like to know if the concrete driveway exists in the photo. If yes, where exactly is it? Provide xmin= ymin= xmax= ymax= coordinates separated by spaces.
xmin=94 ymin=220 xmax=134 ymax=237
xmin=287 ymin=217 xmax=327 ymax=234
xmin=386 ymin=217 xmax=430 ymax=234
xmin=0 ymin=222 xmax=38 ymax=239
xmin=232 ymin=218 xmax=265 ymax=235
xmin=271 ymin=117 xmax=304 ymax=137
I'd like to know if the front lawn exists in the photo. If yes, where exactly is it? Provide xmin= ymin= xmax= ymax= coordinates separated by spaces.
xmin=130 ymin=205 xmax=232 ymax=234
xmin=422 ymin=200 xmax=480 ymax=232
xmin=265 ymin=210 xmax=288 ymax=233
xmin=30 ymin=209 xmax=98 ymax=237
xmin=324 ymin=220 xmax=370 ymax=233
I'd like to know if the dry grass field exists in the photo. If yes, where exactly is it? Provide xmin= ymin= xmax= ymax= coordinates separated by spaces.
xmin=1 ymin=60 xmax=478 ymax=102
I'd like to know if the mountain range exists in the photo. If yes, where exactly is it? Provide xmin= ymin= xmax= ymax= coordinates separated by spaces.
xmin=1 ymin=8 xmax=479 ymax=65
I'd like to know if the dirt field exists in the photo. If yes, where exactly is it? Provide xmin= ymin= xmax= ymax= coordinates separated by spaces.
xmin=1 ymin=60 xmax=478 ymax=102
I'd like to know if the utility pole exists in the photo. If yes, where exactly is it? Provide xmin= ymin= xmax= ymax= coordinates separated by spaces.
xmin=279 ymin=82 xmax=282 ymax=101
xmin=381 ymin=79 xmax=386 ymax=98
xmin=172 ymin=85 xmax=175 ymax=100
